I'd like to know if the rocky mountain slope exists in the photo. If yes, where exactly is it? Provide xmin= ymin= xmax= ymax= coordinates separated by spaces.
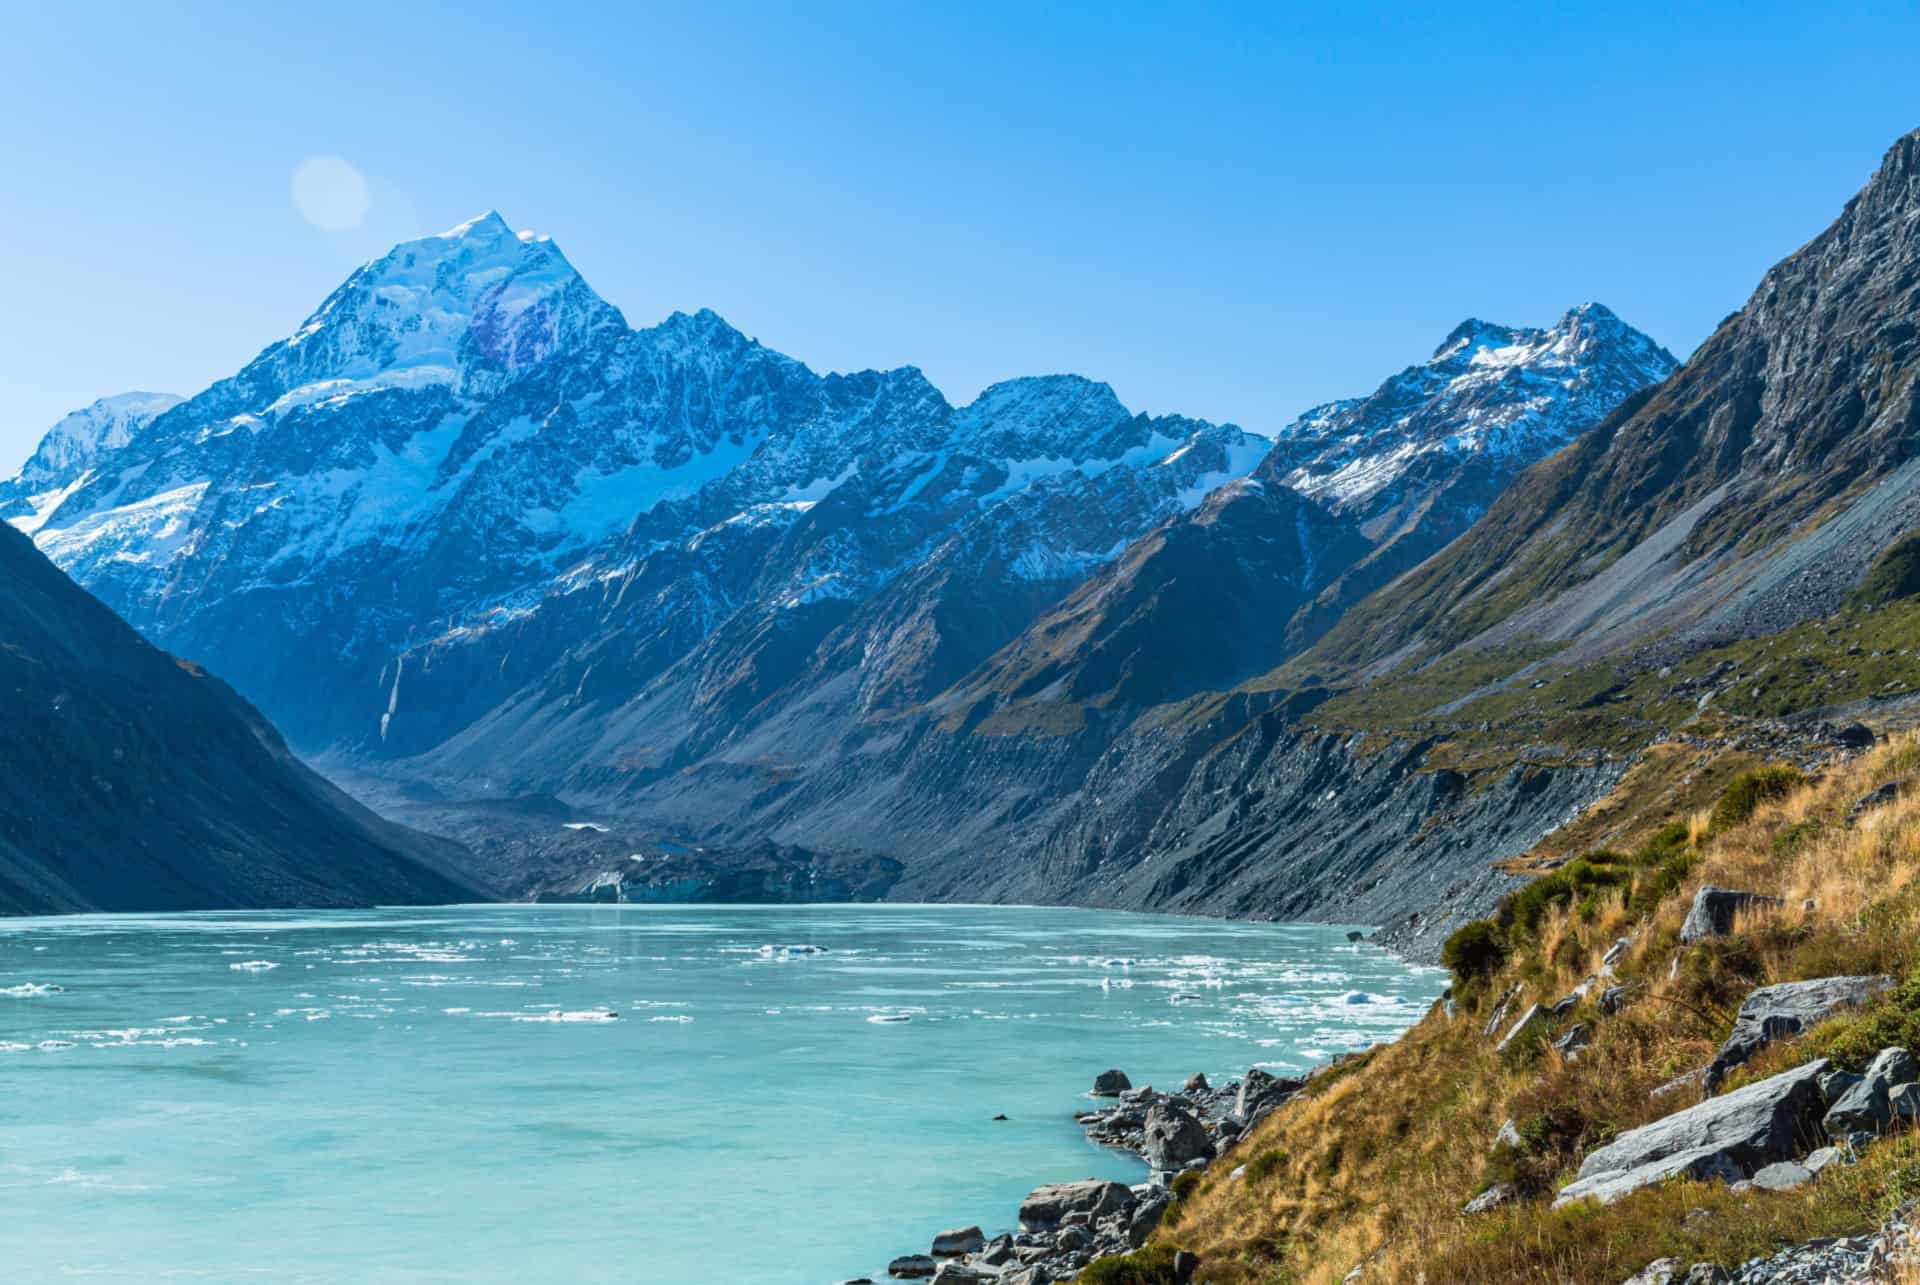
xmin=4 ymin=209 xmax=1674 ymax=920
xmin=599 ymin=128 xmax=1920 ymax=961
xmin=0 ymin=520 xmax=474 ymax=915
xmin=938 ymin=306 xmax=1676 ymax=722
xmin=6 ymin=214 xmax=1266 ymax=760
xmin=1305 ymin=129 xmax=1920 ymax=676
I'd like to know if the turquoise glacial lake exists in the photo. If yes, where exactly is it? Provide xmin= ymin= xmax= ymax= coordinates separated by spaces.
xmin=0 ymin=904 xmax=1443 ymax=1282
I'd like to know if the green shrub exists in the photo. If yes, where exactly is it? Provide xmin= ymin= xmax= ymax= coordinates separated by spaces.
xmin=1243 ymin=1147 xmax=1287 ymax=1184
xmin=1630 ymin=822 xmax=1692 ymax=867
xmin=1442 ymin=919 xmax=1508 ymax=986
xmin=1810 ymin=967 xmax=1920 ymax=1071
xmin=1631 ymin=849 xmax=1697 ymax=915
xmin=1710 ymin=766 xmax=1805 ymax=833
xmin=1169 ymin=1170 xmax=1204 ymax=1202
xmin=1499 ymin=857 xmax=1630 ymax=942
xmin=1077 ymin=1243 xmax=1183 ymax=1285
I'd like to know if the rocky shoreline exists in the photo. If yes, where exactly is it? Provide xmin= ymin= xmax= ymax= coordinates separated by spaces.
xmin=847 ymin=1064 xmax=1310 ymax=1284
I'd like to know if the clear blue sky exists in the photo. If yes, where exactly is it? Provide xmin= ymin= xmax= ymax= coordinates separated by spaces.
xmin=3 ymin=2 xmax=1916 ymax=467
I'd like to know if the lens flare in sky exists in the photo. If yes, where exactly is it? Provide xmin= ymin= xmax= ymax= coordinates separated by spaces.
xmin=291 ymin=155 xmax=371 ymax=231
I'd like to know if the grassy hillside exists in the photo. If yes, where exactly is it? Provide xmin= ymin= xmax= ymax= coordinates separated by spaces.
xmin=1094 ymin=733 xmax=1920 ymax=1283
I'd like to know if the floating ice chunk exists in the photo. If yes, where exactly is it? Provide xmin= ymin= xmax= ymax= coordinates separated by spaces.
xmin=1 ymin=982 xmax=62 ymax=996
xmin=511 ymin=1009 xmax=619 ymax=1023
xmin=866 ymin=1013 xmax=913 ymax=1024
xmin=757 ymin=944 xmax=827 ymax=957
xmin=228 ymin=961 xmax=279 ymax=972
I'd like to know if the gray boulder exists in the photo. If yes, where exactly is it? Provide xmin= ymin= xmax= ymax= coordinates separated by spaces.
xmin=1494 ymin=1118 xmax=1523 ymax=1151
xmin=931 ymin=1262 xmax=996 ymax=1284
xmin=1019 ymin=1180 xmax=1134 ymax=1229
xmin=1824 ymin=1046 xmax=1920 ymax=1135
xmin=931 ymin=1227 xmax=985 ymax=1257
xmin=1463 ymin=1182 xmax=1518 ymax=1214
xmin=1849 ymin=780 xmax=1902 ymax=821
xmin=1621 ymin=1260 xmax=1681 ymax=1285
xmin=1091 ymin=1068 xmax=1131 ymax=1096
xmin=1703 ymin=976 xmax=1891 ymax=1091
xmin=1679 ymin=887 xmax=1783 ymax=944
xmin=888 ymin=1255 xmax=938 ymax=1279
xmin=1555 ymin=1059 xmax=1830 ymax=1206
xmin=1620 ymin=1258 xmax=1730 ymax=1285
xmin=1231 ymin=1067 xmax=1299 ymax=1124
xmin=1233 ymin=1068 xmax=1276 ymax=1119
xmin=1802 ymin=1144 xmax=1848 ymax=1175
xmin=1750 ymin=1160 xmax=1814 ymax=1191
xmin=1820 ymin=1068 xmax=1865 ymax=1102
xmin=1554 ymin=1023 xmax=1591 ymax=1057
xmin=1144 ymin=1102 xmax=1213 ymax=1170
xmin=1495 ymin=1003 xmax=1547 ymax=1054
xmin=1483 ymin=983 xmax=1523 ymax=1038
xmin=1183 ymin=1072 xmax=1209 ymax=1094
xmin=1126 ymin=1192 xmax=1169 ymax=1247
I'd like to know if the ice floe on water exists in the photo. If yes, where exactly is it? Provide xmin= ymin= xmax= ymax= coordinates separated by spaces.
xmin=228 ymin=960 xmax=278 ymax=972
xmin=2 ymin=982 xmax=62 ymax=996
xmin=509 ymin=1008 xmax=619 ymax=1023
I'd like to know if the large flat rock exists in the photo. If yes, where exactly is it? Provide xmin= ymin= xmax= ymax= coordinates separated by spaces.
xmin=1704 ymin=976 xmax=1891 ymax=1091
xmin=1555 ymin=1059 xmax=1829 ymax=1206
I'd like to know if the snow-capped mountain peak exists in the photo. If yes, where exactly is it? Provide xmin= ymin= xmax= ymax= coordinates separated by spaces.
xmin=9 ymin=392 xmax=182 ymax=480
xmin=2 ymin=392 xmax=183 ymax=533
xmin=1262 ymin=304 xmax=1678 ymax=512
xmin=953 ymin=375 xmax=1133 ymax=461
xmin=283 ymin=210 xmax=622 ymax=389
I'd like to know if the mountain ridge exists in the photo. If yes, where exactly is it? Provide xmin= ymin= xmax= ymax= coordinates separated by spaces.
xmin=0 ymin=519 xmax=476 ymax=915
xmin=6 ymin=209 xmax=1683 ymax=944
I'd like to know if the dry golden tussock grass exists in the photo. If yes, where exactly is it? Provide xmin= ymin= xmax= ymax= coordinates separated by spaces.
xmin=1138 ymin=734 xmax=1920 ymax=1285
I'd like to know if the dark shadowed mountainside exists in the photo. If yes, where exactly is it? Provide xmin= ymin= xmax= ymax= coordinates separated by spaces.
xmin=0 ymin=521 xmax=475 ymax=914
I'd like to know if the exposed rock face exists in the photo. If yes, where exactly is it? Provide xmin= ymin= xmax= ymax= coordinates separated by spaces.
xmin=1017 ymin=1181 xmax=1135 ymax=1230
xmin=887 ymin=1254 xmax=937 ymax=1279
xmin=1308 ymin=130 xmax=1920 ymax=672
xmin=1463 ymin=1183 xmax=1518 ymax=1215
xmin=1679 ymin=887 xmax=1784 ymax=945
xmin=1091 ymin=1069 xmax=1132 ymax=1097
xmin=1142 ymin=1102 xmax=1214 ymax=1170
xmin=1825 ymin=1046 xmax=1920 ymax=1135
xmin=1555 ymin=1059 xmax=1830 ymax=1206
xmin=0 ymin=521 xmax=475 ymax=915
xmin=1749 ymin=1160 xmax=1815 ymax=1191
xmin=1496 ymin=1003 xmax=1548 ymax=1054
xmin=1703 ymin=976 xmax=1892 ymax=1091
xmin=930 ymin=1228 xmax=985 ymax=1257
xmin=1259 ymin=303 xmax=1677 ymax=651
